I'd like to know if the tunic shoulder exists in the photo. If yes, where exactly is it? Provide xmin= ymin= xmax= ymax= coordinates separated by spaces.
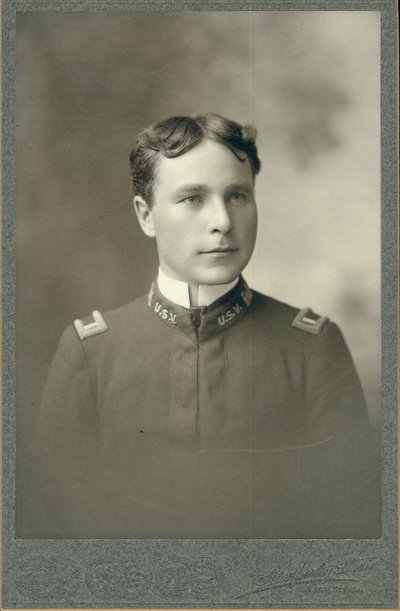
xmin=250 ymin=290 xmax=330 ymax=338
xmin=74 ymin=294 xmax=148 ymax=342
xmin=52 ymin=295 xmax=149 ymax=374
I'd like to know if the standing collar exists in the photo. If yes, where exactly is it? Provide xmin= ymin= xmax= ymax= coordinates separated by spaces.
xmin=157 ymin=267 xmax=239 ymax=308
xmin=148 ymin=274 xmax=254 ymax=341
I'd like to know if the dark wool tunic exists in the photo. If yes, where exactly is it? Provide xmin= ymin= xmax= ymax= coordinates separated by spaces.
xmin=28 ymin=278 xmax=380 ymax=539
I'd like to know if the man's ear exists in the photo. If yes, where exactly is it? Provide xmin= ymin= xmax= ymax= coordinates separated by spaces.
xmin=133 ymin=195 xmax=155 ymax=238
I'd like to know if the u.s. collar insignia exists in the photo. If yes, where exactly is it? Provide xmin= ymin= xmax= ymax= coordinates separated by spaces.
xmin=74 ymin=310 xmax=108 ymax=340
xmin=292 ymin=308 xmax=329 ymax=335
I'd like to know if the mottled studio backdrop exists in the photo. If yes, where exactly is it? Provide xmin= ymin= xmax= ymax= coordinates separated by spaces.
xmin=16 ymin=11 xmax=380 ymax=516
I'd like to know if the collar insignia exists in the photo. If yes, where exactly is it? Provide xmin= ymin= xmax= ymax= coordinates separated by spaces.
xmin=148 ymin=276 xmax=253 ymax=340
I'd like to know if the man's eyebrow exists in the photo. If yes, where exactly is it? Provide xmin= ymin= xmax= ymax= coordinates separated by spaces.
xmin=224 ymin=182 xmax=254 ymax=192
xmin=171 ymin=182 xmax=254 ymax=199
xmin=171 ymin=184 xmax=208 ymax=198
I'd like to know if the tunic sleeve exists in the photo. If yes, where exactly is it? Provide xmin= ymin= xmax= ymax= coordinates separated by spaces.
xmin=28 ymin=325 xmax=99 ymax=537
xmin=294 ymin=322 xmax=380 ymax=537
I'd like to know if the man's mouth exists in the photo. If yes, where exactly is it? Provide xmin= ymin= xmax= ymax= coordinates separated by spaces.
xmin=200 ymin=247 xmax=238 ymax=259
xmin=201 ymin=247 xmax=238 ymax=254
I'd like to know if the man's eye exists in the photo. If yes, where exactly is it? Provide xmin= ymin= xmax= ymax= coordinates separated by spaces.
xmin=229 ymin=192 xmax=247 ymax=204
xmin=182 ymin=195 xmax=202 ymax=205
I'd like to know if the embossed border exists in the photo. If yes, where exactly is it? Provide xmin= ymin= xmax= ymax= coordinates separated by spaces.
xmin=2 ymin=0 xmax=398 ymax=608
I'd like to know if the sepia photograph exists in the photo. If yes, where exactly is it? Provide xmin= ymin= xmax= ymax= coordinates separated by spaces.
xmin=15 ymin=8 xmax=381 ymax=541
xmin=2 ymin=1 xmax=398 ymax=608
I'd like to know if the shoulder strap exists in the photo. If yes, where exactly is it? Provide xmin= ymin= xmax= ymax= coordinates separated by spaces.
xmin=74 ymin=310 xmax=108 ymax=340
xmin=291 ymin=307 xmax=329 ymax=335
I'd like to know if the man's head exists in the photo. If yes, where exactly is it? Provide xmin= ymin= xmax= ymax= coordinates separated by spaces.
xmin=130 ymin=114 xmax=261 ymax=207
xmin=130 ymin=114 xmax=261 ymax=287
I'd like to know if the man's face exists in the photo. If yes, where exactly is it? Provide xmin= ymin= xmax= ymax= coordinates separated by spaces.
xmin=144 ymin=138 xmax=258 ymax=286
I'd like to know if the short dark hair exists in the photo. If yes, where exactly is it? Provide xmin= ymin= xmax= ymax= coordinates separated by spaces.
xmin=129 ymin=114 xmax=261 ymax=206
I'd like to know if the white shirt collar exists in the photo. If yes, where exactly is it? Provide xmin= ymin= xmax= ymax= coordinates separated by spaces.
xmin=157 ymin=267 xmax=239 ymax=308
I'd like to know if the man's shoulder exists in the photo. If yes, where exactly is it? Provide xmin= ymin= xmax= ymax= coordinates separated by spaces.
xmin=58 ymin=293 xmax=150 ymax=352
xmin=99 ymin=294 xmax=149 ymax=330
xmin=249 ymin=288 xmax=331 ymax=339
xmin=251 ymin=289 xmax=298 ymax=320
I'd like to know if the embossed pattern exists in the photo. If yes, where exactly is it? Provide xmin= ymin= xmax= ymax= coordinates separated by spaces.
xmin=14 ymin=557 xmax=80 ymax=600
xmin=85 ymin=561 xmax=148 ymax=599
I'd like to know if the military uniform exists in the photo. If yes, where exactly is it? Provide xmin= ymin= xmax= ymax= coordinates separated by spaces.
xmin=28 ymin=276 xmax=380 ymax=539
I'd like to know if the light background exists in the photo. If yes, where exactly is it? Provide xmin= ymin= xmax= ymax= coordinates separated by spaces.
xmin=15 ymin=10 xmax=381 ymax=457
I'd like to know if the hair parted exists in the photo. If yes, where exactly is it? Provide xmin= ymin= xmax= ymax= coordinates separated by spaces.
xmin=129 ymin=113 xmax=261 ymax=206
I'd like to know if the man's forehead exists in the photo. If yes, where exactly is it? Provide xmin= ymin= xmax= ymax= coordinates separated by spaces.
xmin=155 ymin=138 xmax=253 ymax=189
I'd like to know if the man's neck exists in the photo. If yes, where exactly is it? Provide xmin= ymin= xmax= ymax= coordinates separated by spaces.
xmin=157 ymin=267 xmax=239 ymax=308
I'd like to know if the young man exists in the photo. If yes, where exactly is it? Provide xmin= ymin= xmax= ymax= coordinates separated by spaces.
xmin=29 ymin=114 xmax=379 ymax=539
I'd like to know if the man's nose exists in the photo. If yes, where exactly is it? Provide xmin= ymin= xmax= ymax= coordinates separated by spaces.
xmin=207 ymin=198 xmax=232 ymax=234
